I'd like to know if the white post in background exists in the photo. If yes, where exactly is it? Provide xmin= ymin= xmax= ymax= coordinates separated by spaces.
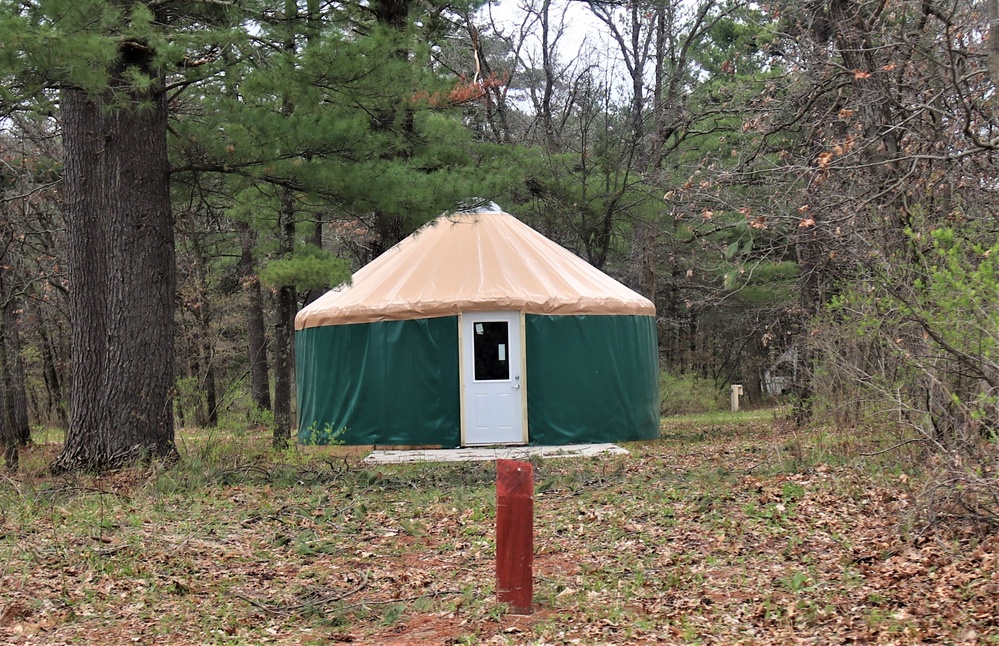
xmin=730 ymin=384 xmax=744 ymax=412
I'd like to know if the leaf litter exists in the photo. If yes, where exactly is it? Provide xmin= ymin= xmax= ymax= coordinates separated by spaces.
xmin=1 ymin=417 xmax=997 ymax=644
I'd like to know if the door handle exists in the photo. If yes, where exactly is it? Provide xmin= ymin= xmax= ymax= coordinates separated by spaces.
xmin=513 ymin=384 xmax=521 ymax=389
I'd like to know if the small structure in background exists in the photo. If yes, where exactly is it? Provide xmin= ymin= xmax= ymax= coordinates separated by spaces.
xmin=764 ymin=346 xmax=798 ymax=396
xmin=730 ymin=384 xmax=744 ymax=412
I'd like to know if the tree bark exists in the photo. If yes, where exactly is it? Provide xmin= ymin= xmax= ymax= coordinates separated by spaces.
xmin=183 ymin=213 xmax=219 ymax=427
xmin=237 ymin=221 xmax=272 ymax=413
xmin=271 ymin=0 xmax=303 ymax=449
xmin=273 ymin=190 xmax=297 ymax=449
xmin=0 ymin=257 xmax=30 ymax=448
xmin=538 ymin=0 xmax=558 ymax=149
xmin=3 ymin=297 xmax=30 ymax=446
xmin=54 ymin=70 xmax=177 ymax=471
xmin=302 ymin=216 xmax=325 ymax=307
xmin=37 ymin=322 xmax=68 ymax=428
xmin=990 ymin=0 xmax=999 ymax=86
xmin=0 ymin=268 xmax=20 ymax=470
xmin=0 ymin=335 xmax=18 ymax=472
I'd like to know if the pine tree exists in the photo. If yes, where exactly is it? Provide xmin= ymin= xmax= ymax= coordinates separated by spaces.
xmin=0 ymin=0 xmax=253 ymax=471
xmin=169 ymin=0 xmax=517 ymax=446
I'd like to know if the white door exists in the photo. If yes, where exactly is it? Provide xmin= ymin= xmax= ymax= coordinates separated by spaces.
xmin=461 ymin=311 xmax=526 ymax=446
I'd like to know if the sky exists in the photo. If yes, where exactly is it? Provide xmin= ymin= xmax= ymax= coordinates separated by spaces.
xmin=472 ymin=0 xmax=629 ymax=99
xmin=475 ymin=0 xmax=616 ymax=64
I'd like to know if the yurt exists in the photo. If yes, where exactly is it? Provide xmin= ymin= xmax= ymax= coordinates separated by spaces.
xmin=294 ymin=204 xmax=659 ymax=447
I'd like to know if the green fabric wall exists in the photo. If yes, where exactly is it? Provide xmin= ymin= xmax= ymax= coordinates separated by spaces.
xmin=296 ymin=313 xmax=659 ymax=446
xmin=295 ymin=316 xmax=461 ymax=446
xmin=525 ymin=315 xmax=660 ymax=444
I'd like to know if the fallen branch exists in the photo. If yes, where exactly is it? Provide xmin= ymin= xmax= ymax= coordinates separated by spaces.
xmin=234 ymin=571 xmax=369 ymax=616
xmin=335 ymin=588 xmax=464 ymax=612
xmin=215 ymin=465 xmax=272 ymax=483
xmin=234 ymin=575 xmax=464 ymax=618
xmin=0 ymin=471 xmax=22 ymax=496
xmin=858 ymin=438 xmax=925 ymax=457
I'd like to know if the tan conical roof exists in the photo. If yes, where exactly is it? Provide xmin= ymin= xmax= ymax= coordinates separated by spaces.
xmin=295 ymin=208 xmax=655 ymax=329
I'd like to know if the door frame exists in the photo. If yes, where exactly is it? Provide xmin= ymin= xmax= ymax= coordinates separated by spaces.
xmin=458 ymin=310 xmax=528 ymax=446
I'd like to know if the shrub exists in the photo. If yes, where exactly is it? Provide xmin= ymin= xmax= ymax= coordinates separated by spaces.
xmin=660 ymin=371 xmax=726 ymax=415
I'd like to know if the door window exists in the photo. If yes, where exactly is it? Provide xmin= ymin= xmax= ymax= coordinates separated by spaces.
xmin=473 ymin=321 xmax=509 ymax=381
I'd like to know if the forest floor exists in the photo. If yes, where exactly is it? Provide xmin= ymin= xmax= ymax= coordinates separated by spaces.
xmin=1 ymin=411 xmax=997 ymax=645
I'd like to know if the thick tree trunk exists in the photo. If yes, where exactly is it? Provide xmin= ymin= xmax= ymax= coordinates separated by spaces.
xmin=58 ymin=88 xmax=109 ymax=468
xmin=54 ymin=76 xmax=177 ymax=472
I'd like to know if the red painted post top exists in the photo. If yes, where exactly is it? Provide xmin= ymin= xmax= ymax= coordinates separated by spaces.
xmin=496 ymin=459 xmax=534 ymax=614
xmin=497 ymin=458 xmax=534 ymax=498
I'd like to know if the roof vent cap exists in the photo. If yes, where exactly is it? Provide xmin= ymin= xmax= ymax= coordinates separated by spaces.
xmin=454 ymin=198 xmax=504 ymax=214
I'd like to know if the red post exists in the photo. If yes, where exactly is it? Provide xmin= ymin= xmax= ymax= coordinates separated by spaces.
xmin=496 ymin=459 xmax=533 ymax=614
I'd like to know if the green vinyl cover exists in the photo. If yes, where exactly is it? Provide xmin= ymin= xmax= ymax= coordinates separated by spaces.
xmin=525 ymin=314 xmax=660 ymax=444
xmin=295 ymin=316 xmax=461 ymax=446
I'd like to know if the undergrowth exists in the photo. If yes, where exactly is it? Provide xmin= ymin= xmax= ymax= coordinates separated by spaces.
xmin=659 ymin=371 xmax=727 ymax=415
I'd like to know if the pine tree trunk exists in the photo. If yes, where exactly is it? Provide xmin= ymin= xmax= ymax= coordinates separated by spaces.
xmin=273 ymin=284 xmax=295 ymax=448
xmin=60 ymin=88 xmax=110 ymax=467
xmin=247 ymin=285 xmax=271 ymax=412
xmin=200 ymin=327 xmax=219 ymax=427
xmin=0 ymin=301 xmax=19 ymax=472
xmin=302 ymin=218 xmax=325 ymax=306
xmin=791 ymin=225 xmax=823 ymax=426
xmin=54 ymin=75 xmax=177 ymax=472
xmin=270 ymin=0 xmax=301 ymax=450
xmin=272 ymin=190 xmax=297 ymax=449
xmin=186 ymin=223 xmax=218 ymax=428
xmin=237 ymin=221 xmax=271 ymax=412
xmin=3 ymin=296 xmax=30 ymax=445
xmin=538 ymin=0 xmax=558 ymax=149
xmin=990 ymin=0 xmax=999 ymax=86
xmin=37 ymin=323 xmax=68 ymax=428
xmin=0 ymin=260 xmax=30 ymax=447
